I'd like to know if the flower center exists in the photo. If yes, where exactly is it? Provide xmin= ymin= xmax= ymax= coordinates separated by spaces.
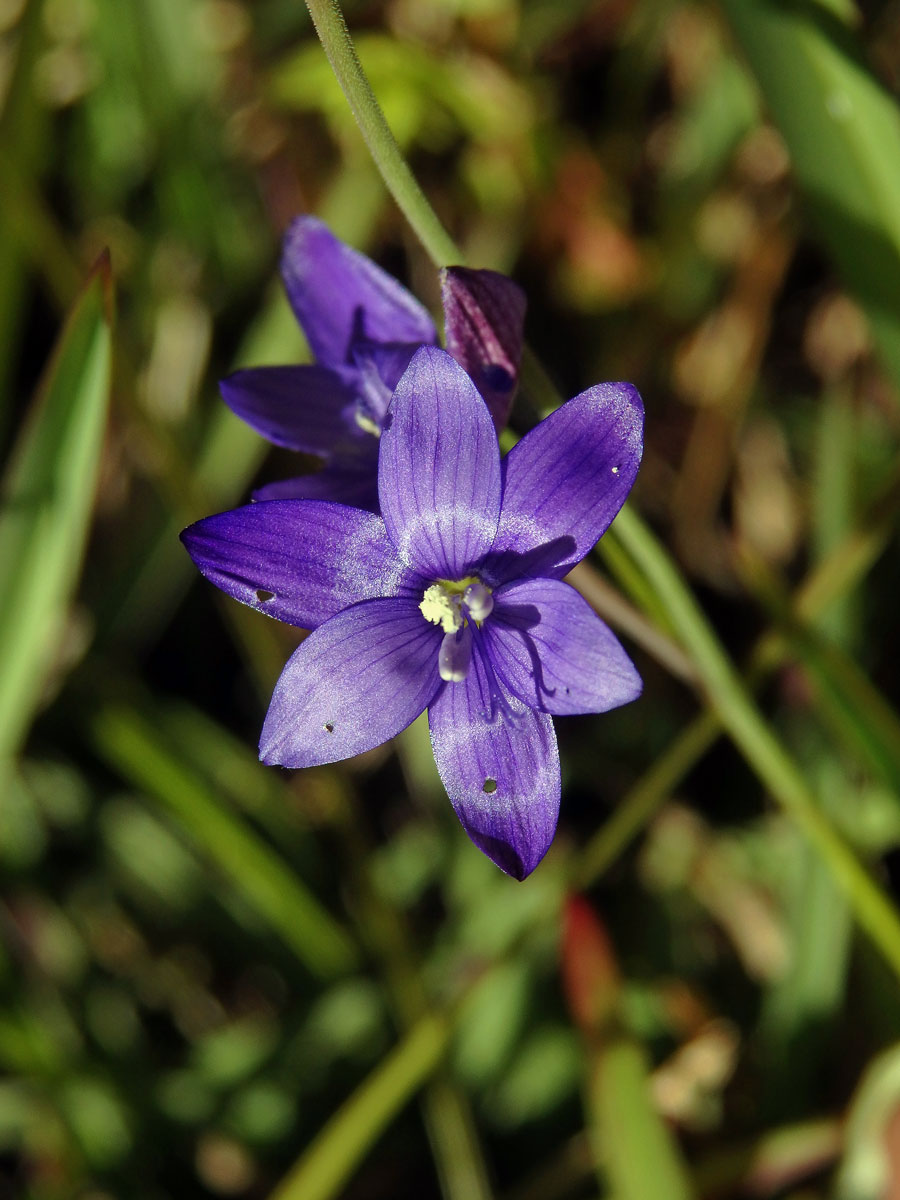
xmin=419 ymin=577 xmax=494 ymax=683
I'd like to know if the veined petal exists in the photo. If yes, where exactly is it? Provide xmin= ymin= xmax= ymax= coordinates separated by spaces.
xmin=219 ymin=365 xmax=357 ymax=455
xmin=281 ymin=216 xmax=437 ymax=368
xmin=441 ymin=267 xmax=526 ymax=433
xmin=483 ymin=578 xmax=642 ymax=715
xmin=485 ymin=383 xmax=643 ymax=582
xmin=378 ymin=346 xmax=502 ymax=577
xmin=252 ymin=448 xmax=380 ymax=512
xmin=260 ymin=597 xmax=441 ymax=767
xmin=428 ymin=639 xmax=560 ymax=880
xmin=181 ymin=501 xmax=413 ymax=630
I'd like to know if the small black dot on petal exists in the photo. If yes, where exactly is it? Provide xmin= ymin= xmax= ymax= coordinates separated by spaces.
xmin=256 ymin=589 xmax=275 ymax=602
xmin=324 ymin=722 xmax=335 ymax=734
xmin=482 ymin=778 xmax=497 ymax=794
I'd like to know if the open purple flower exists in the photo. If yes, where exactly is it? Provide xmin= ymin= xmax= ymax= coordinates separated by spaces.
xmin=182 ymin=347 xmax=642 ymax=879
xmin=221 ymin=216 xmax=526 ymax=510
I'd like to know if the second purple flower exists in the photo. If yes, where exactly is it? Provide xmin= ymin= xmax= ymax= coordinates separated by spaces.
xmin=221 ymin=216 xmax=526 ymax=510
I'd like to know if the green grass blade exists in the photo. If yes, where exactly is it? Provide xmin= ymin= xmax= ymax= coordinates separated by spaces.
xmin=588 ymin=1036 xmax=696 ymax=1200
xmin=0 ymin=254 xmax=113 ymax=784
xmin=91 ymin=704 xmax=359 ymax=979
xmin=720 ymin=0 xmax=900 ymax=394
xmin=269 ymin=1012 xmax=451 ymax=1200
xmin=608 ymin=504 xmax=900 ymax=982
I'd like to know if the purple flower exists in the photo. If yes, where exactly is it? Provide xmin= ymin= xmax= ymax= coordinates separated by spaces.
xmin=221 ymin=216 xmax=526 ymax=510
xmin=182 ymin=347 xmax=642 ymax=879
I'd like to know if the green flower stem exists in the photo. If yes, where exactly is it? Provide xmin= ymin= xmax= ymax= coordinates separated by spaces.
xmin=609 ymin=504 xmax=900 ymax=979
xmin=303 ymin=0 xmax=461 ymax=267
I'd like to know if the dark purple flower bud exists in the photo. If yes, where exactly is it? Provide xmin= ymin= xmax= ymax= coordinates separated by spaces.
xmin=441 ymin=266 xmax=527 ymax=433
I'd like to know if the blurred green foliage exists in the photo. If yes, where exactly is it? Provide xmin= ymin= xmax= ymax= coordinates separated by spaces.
xmin=3 ymin=0 xmax=900 ymax=1197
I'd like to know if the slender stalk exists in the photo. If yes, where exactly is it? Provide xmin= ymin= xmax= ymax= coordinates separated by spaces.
xmin=303 ymin=0 xmax=461 ymax=266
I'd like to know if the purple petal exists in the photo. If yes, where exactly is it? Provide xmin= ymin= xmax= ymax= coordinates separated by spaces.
xmin=220 ymin=365 xmax=358 ymax=455
xmin=378 ymin=346 xmax=502 ymax=578
xmin=281 ymin=216 xmax=437 ymax=368
xmin=351 ymin=339 xmax=418 ymax=429
xmin=428 ymin=639 xmax=560 ymax=880
xmin=482 ymin=578 xmax=642 ymax=715
xmin=351 ymin=339 xmax=419 ymax=392
xmin=252 ymin=453 xmax=380 ymax=512
xmin=441 ymin=267 xmax=526 ymax=433
xmin=260 ymin=597 xmax=441 ymax=767
xmin=181 ymin=501 xmax=413 ymax=630
xmin=485 ymin=383 xmax=643 ymax=582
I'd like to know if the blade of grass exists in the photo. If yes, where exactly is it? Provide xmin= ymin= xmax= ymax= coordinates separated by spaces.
xmin=740 ymin=548 xmax=900 ymax=800
xmin=575 ymin=713 xmax=719 ymax=888
xmin=0 ymin=254 xmax=113 ymax=789
xmin=694 ymin=1117 xmax=841 ymax=1196
xmin=588 ymin=1036 xmax=695 ymax=1200
xmin=420 ymin=1079 xmax=495 ymax=1200
xmin=764 ymin=617 xmax=900 ymax=797
xmin=607 ymin=503 xmax=900 ymax=981
xmin=91 ymin=704 xmax=359 ymax=979
xmin=269 ymin=1012 xmax=451 ymax=1200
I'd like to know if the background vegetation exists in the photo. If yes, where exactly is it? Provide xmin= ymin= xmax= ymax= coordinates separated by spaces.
xmin=4 ymin=0 xmax=900 ymax=1196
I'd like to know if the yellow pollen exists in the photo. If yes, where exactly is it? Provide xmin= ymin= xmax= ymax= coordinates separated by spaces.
xmin=419 ymin=584 xmax=464 ymax=633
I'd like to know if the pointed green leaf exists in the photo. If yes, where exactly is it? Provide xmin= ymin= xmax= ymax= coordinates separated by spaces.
xmin=0 ymin=254 xmax=113 ymax=779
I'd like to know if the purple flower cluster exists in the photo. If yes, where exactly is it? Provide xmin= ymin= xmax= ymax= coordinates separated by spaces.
xmin=182 ymin=219 xmax=643 ymax=879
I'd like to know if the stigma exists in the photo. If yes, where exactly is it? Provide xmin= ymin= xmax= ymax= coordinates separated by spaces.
xmin=419 ymin=576 xmax=494 ymax=682
xmin=439 ymin=626 xmax=472 ymax=682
